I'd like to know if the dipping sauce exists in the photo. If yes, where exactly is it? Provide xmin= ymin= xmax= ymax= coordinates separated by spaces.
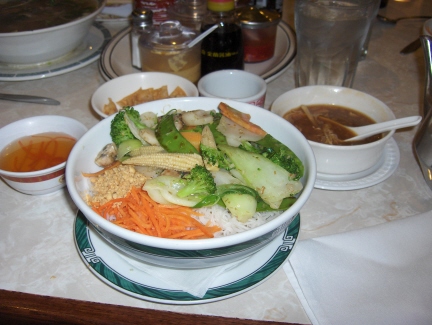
xmin=0 ymin=0 xmax=99 ymax=33
xmin=283 ymin=104 xmax=382 ymax=145
xmin=0 ymin=132 xmax=77 ymax=172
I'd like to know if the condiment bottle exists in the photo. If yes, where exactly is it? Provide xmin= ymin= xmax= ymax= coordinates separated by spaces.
xmin=200 ymin=0 xmax=244 ymax=77
xmin=130 ymin=8 xmax=153 ymax=69
xmin=134 ymin=0 xmax=175 ymax=25
xmin=139 ymin=20 xmax=201 ymax=83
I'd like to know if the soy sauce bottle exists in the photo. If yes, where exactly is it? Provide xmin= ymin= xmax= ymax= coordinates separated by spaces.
xmin=200 ymin=0 xmax=244 ymax=77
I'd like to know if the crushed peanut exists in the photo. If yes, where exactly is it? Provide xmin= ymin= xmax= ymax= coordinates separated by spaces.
xmin=86 ymin=165 xmax=147 ymax=205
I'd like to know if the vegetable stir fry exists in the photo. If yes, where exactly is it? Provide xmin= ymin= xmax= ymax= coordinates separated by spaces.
xmin=88 ymin=102 xmax=304 ymax=231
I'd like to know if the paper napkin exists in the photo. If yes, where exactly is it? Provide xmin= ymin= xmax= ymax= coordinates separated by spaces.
xmin=284 ymin=211 xmax=432 ymax=325
xmin=119 ymin=254 xmax=245 ymax=298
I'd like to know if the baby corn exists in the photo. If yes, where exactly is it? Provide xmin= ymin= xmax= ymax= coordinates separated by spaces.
xmin=122 ymin=153 xmax=203 ymax=172
xmin=129 ymin=145 xmax=165 ymax=157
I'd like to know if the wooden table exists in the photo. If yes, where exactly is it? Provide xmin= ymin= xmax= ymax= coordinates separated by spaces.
xmin=1 ymin=1 xmax=432 ymax=324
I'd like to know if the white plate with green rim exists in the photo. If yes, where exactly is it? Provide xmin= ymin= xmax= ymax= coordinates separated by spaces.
xmin=98 ymin=21 xmax=296 ymax=83
xmin=74 ymin=210 xmax=300 ymax=304
xmin=0 ymin=23 xmax=111 ymax=81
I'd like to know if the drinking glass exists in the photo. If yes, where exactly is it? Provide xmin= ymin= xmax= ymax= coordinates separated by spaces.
xmin=294 ymin=0 xmax=379 ymax=87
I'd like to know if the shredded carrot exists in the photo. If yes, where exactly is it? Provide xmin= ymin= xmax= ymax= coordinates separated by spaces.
xmin=90 ymin=187 xmax=221 ymax=239
xmin=82 ymin=160 xmax=121 ymax=177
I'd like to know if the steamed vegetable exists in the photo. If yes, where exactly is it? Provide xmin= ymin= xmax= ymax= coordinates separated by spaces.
xmin=218 ymin=144 xmax=303 ymax=209
xmin=177 ymin=165 xmax=217 ymax=199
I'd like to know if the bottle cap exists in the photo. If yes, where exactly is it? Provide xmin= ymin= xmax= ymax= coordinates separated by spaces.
xmin=208 ymin=0 xmax=234 ymax=12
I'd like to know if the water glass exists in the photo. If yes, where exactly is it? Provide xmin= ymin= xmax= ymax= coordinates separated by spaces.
xmin=294 ymin=0 xmax=379 ymax=87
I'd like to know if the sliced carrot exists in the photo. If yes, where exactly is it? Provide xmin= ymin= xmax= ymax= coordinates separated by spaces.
xmin=180 ymin=131 xmax=202 ymax=151
xmin=82 ymin=160 xmax=121 ymax=177
xmin=89 ymin=187 xmax=220 ymax=239
xmin=218 ymin=102 xmax=267 ymax=136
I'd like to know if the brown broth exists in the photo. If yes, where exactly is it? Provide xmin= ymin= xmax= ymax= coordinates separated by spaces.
xmin=0 ymin=0 xmax=99 ymax=33
xmin=0 ymin=132 xmax=77 ymax=172
xmin=283 ymin=104 xmax=383 ymax=145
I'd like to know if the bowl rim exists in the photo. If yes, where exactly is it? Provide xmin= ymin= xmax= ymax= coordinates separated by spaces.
xmin=0 ymin=0 xmax=106 ymax=37
xmin=0 ymin=115 xmax=88 ymax=177
xmin=271 ymin=85 xmax=396 ymax=149
xmin=67 ymin=97 xmax=316 ymax=250
xmin=91 ymin=71 xmax=200 ymax=119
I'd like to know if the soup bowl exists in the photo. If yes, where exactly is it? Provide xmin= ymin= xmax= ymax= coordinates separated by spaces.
xmin=66 ymin=97 xmax=316 ymax=268
xmin=0 ymin=0 xmax=106 ymax=64
xmin=271 ymin=85 xmax=396 ymax=176
xmin=0 ymin=115 xmax=87 ymax=195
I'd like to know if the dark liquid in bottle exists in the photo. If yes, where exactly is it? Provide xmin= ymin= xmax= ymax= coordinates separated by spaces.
xmin=200 ymin=23 xmax=244 ymax=76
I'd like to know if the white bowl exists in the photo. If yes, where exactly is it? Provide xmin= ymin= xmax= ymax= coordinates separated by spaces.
xmin=198 ymin=69 xmax=267 ymax=108
xmin=271 ymin=85 xmax=395 ymax=176
xmin=91 ymin=72 xmax=200 ymax=118
xmin=0 ymin=116 xmax=87 ymax=195
xmin=0 ymin=0 xmax=106 ymax=64
xmin=66 ymin=97 xmax=316 ymax=268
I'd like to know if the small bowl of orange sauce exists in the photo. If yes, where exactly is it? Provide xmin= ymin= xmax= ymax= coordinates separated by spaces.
xmin=0 ymin=115 xmax=87 ymax=195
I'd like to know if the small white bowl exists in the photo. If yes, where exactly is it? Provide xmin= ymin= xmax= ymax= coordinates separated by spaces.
xmin=0 ymin=116 xmax=87 ymax=195
xmin=66 ymin=97 xmax=316 ymax=268
xmin=91 ymin=72 xmax=199 ymax=118
xmin=198 ymin=69 xmax=267 ymax=107
xmin=0 ymin=0 xmax=106 ymax=65
xmin=271 ymin=86 xmax=395 ymax=176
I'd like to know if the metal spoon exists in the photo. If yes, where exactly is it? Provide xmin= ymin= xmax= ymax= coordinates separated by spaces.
xmin=343 ymin=116 xmax=422 ymax=141
xmin=377 ymin=14 xmax=432 ymax=24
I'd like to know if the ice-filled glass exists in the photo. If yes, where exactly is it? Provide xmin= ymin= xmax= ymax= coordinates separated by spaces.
xmin=294 ymin=0 xmax=379 ymax=87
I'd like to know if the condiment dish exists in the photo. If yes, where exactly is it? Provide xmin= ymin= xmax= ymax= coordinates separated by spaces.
xmin=0 ymin=115 xmax=87 ymax=195
xmin=91 ymin=72 xmax=199 ymax=118
xmin=271 ymin=85 xmax=396 ymax=176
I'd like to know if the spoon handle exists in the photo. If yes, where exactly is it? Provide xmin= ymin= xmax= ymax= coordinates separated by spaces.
xmin=345 ymin=116 xmax=422 ymax=141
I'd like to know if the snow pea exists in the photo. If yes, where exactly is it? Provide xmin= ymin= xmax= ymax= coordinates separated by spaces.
xmin=155 ymin=112 xmax=198 ymax=154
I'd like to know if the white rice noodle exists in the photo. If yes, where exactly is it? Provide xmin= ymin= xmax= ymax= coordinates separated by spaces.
xmin=194 ymin=205 xmax=281 ymax=237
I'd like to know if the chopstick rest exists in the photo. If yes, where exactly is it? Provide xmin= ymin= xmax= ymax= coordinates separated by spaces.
xmin=284 ymin=211 xmax=432 ymax=325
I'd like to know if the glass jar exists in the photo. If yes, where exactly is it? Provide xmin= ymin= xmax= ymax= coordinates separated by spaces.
xmin=237 ymin=6 xmax=281 ymax=63
xmin=167 ymin=0 xmax=207 ymax=31
xmin=139 ymin=20 xmax=201 ymax=83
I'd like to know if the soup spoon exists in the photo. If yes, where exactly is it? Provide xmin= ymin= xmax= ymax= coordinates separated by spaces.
xmin=343 ymin=115 xmax=422 ymax=142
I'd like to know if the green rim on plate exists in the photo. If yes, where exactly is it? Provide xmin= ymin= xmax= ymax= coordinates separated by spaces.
xmin=74 ymin=210 xmax=300 ymax=303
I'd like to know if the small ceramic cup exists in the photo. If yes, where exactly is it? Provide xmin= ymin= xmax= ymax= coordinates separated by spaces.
xmin=198 ymin=69 xmax=267 ymax=107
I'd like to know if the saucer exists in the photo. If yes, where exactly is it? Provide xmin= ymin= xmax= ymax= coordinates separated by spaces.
xmin=99 ymin=21 xmax=296 ymax=83
xmin=0 ymin=23 xmax=111 ymax=81
xmin=74 ymin=210 xmax=300 ymax=304
xmin=314 ymin=138 xmax=400 ymax=191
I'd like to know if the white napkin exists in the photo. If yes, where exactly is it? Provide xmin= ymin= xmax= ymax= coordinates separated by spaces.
xmin=284 ymin=211 xmax=432 ymax=325
xmin=119 ymin=254 xmax=245 ymax=298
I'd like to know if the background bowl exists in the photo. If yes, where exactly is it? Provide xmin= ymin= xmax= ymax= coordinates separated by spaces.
xmin=0 ymin=115 xmax=87 ymax=195
xmin=66 ymin=97 xmax=316 ymax=269
xmin=0 ymin=0 xmax=106 ymax=64
xmin=91 ymin=72 xmax=200 ymax=118
xmin=198 ymin=69 xmax=267 ymax=108
xmin=271 ymin=85 xmax=396 ymax=176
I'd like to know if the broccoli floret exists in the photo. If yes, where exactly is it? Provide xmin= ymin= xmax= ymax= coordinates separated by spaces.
xmin=200 ymin=144 xmax=233 ymax=170
xmin=177 ymin=165 xmax=217 ymax=199
xmin=110 ymin=109 xmax=135 ymax=146
xmin=110 ymin=107 xmax=148 ymax=146
xmin=123 ymin=106 xmax=147 ymax=130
